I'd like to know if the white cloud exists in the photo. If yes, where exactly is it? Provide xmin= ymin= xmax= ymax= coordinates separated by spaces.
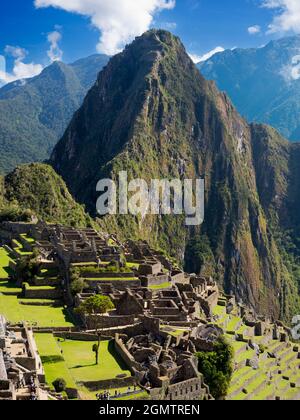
xmin=248 ymin=25 xmax=261 ymax=35
xmin=47 ymin=30 xmax=63 ymax=62
xmin=34 ymin=0 xmax=176 ymax=55
xmin=0 ymin=27 xmax=65 ymax=86
xmin=189 ymin=46 xmax=225 ymax=63
xmin=0 ymin=46 xmax=43 ymax=85
xmin=262 ymin=0 xmax=300 ymax=33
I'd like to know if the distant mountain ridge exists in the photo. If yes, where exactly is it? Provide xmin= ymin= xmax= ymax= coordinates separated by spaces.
xmin=0 ymin=54 xmax=109 ymax=174
xmin=198 ymin=35 xmax=300 ymax=142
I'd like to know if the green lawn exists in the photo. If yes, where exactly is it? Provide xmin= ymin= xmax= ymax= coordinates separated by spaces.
xmin=12 ymin=240 xmax=33 ymax=256
xmin=213 ymin=305 xmax=226 ymax=317
xmin=0 ymin=280 xmax=22 ymax=294
xmin=79 ymin=386 xmax=147 ymax=400
xmin=25 ymin=284 xmax=57 ymax=291
xmin=35 ymin=334 xmax=76 ymax=390
xmin=0 ymin=295 xmax=73 ymax=327
xmin=0 ymin=247 xmax=12 ymax=279
xmin=149 ymin=282 xmax=171 ymax=290
xmin=35 ymin=335 xmax=133 ymax=400
xmin=20 ymin=234 xmax=36 ymax=244
xmin=126 ymin=263 xmax=140 ymax=270
xmin=57 ymin=339 xmax=131 ymax=383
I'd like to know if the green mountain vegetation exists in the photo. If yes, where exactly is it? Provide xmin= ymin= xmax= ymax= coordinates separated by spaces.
xmin=198 ymin=36 xmax=300 ymax=141
xmin=0 ymin=163 xmax=91 ymax=227
xmin=0 ymin=54 xmax=109 ymax=174
xmin=50 ymin=29 xmax=300 ymax=321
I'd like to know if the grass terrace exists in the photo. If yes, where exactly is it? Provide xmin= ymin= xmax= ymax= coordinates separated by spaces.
xmin=149 ymin=282 xmax=171 ymax=290
xmin=211 ymin=301 xmax=300 ymax=401
xmin=0 ymin=247 xmax=13 ymax=279
xmin=12 ymin=239 xmax=33 ymax=256
xmin=71 ymin=262 xmax=98 ymax=268
xmin=126 ymin=262 xmax=140 ymax=270
xmin=0 ymin=295 xmax=74 ymax=327
xmin=24 ymin=284 xmax=58 ymax=292
xmin=35 ymin=334 xmax=132 ymax=399
xmin=58 ymin=339 xmax=131 ymax=383
xmin=20 ymin=234 xmax=36 ymax=244
xmin=35 ymin=333 xmax=76 ymax=392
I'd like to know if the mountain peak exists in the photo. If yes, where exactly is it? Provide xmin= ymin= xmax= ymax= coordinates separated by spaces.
xmin=49 ymin=30 xmax=298 ymax=319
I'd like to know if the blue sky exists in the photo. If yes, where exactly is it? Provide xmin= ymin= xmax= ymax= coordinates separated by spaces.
xmin=0 ymin=0 xmax=299 ymax=84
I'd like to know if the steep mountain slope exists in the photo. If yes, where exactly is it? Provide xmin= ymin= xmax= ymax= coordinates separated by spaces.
xmin=51 ymin=30 xmax=300 ymax=320
xmin=0 ymin=163 xmax=91 ymax=227
xmin=0 ymin=54 xmax=109 ymax=174
xmin=198 ymin=36 xmax=300 ymax=141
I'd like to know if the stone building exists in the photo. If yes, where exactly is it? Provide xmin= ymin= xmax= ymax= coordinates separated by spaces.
xmin=0 ymin=316 xmax=47 ymax=400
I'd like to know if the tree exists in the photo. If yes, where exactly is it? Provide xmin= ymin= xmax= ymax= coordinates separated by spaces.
xmin=196 ymin=336 xmax=234 ymax=400
xmin=75 ymin=295 xmax=115 ymax=365
xmin=70 ymin=278 xmax=87 ymax=295
xmin=92 ymin=343 xmax=100 ymax=365
xmin=15 ymin=248 xmax=41 ymax=285
xmin=52 ymin=378 xmax=67 ymax=393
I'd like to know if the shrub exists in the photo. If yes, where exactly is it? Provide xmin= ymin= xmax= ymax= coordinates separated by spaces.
xmin=71 ymin=278 xmax=87 ymax=295
xmin=15 ymin=250 xmax=41 ymax=284
xmin=52 ymin=378 xmax=67 ymax=393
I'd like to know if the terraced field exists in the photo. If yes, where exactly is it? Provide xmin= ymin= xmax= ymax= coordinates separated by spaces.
xmin=213 ymin=304 xmax=300 ymax=400
xmin=35 ymin=334 xmax=132 ymax=399
xmin=0 ymin=246 xmax=74 ymax=327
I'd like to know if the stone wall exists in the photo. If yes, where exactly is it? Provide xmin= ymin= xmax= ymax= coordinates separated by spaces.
xmin=85 ymin=279 xmax=141 ymax=290
xmin=206 ymin=290 xmax=219 ymax=310
xmin=142 ymin=274 xmax=170 ymax=288
xmin=115 ymin=335 xmax=141 ymax=372
xmin=23 ymin=284 xmax=62 ymax=299
xmin=171 ymin=271 xmax=185 ymax=283
xmin=86 ymin=315 xmax=136 ymax=329
xmin=166 ymin=377 xmax=205 ymax=401
xmin=82 ymin=376 xmax=136 ymax=391
xmin=82 ymin=272 xmax=135 ymax=279
xmin=139 ymin=262 xmax=162 ymax=276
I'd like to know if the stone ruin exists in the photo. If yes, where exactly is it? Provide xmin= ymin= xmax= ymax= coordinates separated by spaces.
xmin=0 ymin=315 xmax=47 ymax=400
xmin=114 ymin=321 xmax=218 ymax=401
xmin=0 ymin=220 xmax=223 ymax=400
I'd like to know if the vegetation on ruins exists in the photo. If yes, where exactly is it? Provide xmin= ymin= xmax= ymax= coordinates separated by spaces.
xmin=75 ymin=295 xmax=115 ymax=365
xmin=70 ymin=278 xmax=87 ymax=295
xmin=75 ymin=295 xmax=115 ymax=326
xmin=69 ymin=267 xmax=87 ymax=295
xmin=196 ymin=336 xmax=234 ymax=400
xmin=14 ymin=249 xmax=41 ymax=285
